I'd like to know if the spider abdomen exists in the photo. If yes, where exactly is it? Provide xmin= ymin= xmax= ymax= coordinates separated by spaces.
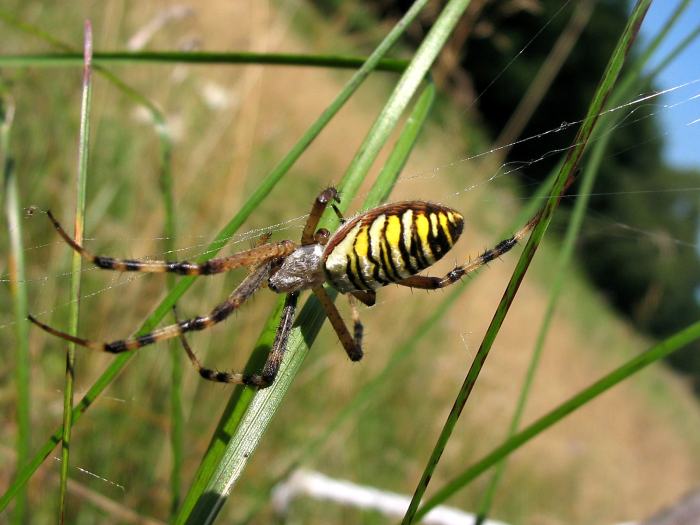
xmin=323 ymin=202 xmax=464 ymax=293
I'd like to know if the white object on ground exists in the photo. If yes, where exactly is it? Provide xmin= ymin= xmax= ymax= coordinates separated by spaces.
xmin=271 ymin=469 xmax=510 ymax=525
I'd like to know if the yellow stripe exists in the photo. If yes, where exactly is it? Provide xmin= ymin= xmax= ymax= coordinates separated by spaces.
xmin=439 ymin=212 xmax=453 ymax=245
xmin=385 ymin=214 xmax=410 ymax=278
xmin=429 ymin=213 xmax=439 ymax=239
xmin=414 ymin=212 xmax=434 ymax=263
xmin=354 ymin=225 xmax=369 ymax=258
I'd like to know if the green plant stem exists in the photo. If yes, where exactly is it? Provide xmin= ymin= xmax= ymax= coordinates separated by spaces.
xmin=2 ymin=91 xmax=30 ymax=525
xmin=176 ymin=0 xmax=440 ymax=516
xmin=58 ymin=22 xmax=92 ymax=523
xmin=402 ymin=1 xmax=651 ymax=522
xmin=0 ymin=51 xmax=407 ymax=72
xmin=185 ymin=0 xmax=473 ymax=516
xmin=417 ymin=319 xmax=700 ymax=518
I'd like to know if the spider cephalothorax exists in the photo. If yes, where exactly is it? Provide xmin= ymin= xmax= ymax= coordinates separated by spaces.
xmin=29 ymin=187 xmax=532 ymax=388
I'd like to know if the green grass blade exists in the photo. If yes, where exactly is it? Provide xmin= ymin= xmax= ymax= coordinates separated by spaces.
xmin=2 ymin=87 xmax=30 ymax=525
xmin=0 ymin=1 xmax=421 ymax=513
xmin=190 ymin=2 xmax=476 ymax=517
xmin=476 ymin=3 xmax=698 ymax=519
xmin=364 ymin=82 xmax=435 ymax=208
xmin=401 ymin=2 xmax=652 ymax=522
xmin=175 ymin=2 xmax=439 ymax=519
xmin=418 ymin=319 xmax=700 ymax=518
xmin=184 ymin=0 xmax=476 ymax=512
xmin=0 ymin=50 xmax=407 ymax=72
xmin=57 ymin=22 xmax=92 ymax=521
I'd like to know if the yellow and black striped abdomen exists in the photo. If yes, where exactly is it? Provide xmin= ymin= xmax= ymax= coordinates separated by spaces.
xmin=323 ymin=201 xmax=464 ymax=293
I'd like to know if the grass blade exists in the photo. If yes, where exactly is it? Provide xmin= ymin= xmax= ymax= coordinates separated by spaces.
xmin=2 ymin=86 xmax=30 ymax=525
xmin=57 ymin=21 xmax=92 ymax=522
xmin=0 ymin=50 xmax=407 ymax=72
xmin=175 ymin=2 xmax=440 ymax=519
xmin=401 ymin=1 xmax=652 ymax=522
xmin=188 ymin=1 xmax=478 ymax=517
xmin=418 ymin=319 xmax=700 ymax=518
xmin=183 ymin=0 xmax=479 ymax=511
xmin=182 ymin=0 xmax=478 ymax=517
xmin=476 ymin=3 xmax=699 ymax=520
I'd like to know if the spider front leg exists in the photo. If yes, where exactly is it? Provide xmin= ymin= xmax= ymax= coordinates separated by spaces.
xmin=44 ymin=210 xmax=295 ymax=275
xmin=29 ymin=260 xmax=273 ymax=354
xmin=176 ymin=292 xmax=299 ymax=388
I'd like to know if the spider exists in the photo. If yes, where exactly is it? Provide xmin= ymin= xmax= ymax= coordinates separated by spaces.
xmin=29 ymin=187 xmax=534 ymax=388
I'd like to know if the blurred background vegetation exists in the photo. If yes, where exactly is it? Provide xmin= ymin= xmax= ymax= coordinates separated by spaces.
xmin=2 ymin=0 xmax=700 ymax=524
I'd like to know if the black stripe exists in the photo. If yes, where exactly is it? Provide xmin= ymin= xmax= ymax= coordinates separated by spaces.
xmin=397 ymin=213 xmax=417 ymax=275
xmin=427 ymin=215 xmax=452 ymax=261
xmin=94 ymin=256 xmax=116 ymax=269
xmin=123 ymin=259 xmax=142 ymax=271
xmin=136 ymin=333 xmax=157 ymax=347
xmin=166 ymin=261 xmax=197 ymax=275
xmin=352 ymin=229 xmax=373 ymax=290
xmin=379 ymin=218 xmax=401 ymax=282
xmin=345 ymin=255 xmax=365 ymax=291
xmin=105 ymin=340 xmax=128 ymax=353
xmin=364 ymin=221 xmax=390 ymax=285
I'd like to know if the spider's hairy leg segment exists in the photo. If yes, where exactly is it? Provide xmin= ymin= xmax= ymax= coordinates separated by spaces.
xmin=313 ymin=286 xmax=363 ymax=362
xmin=27 ymin=315 xmax=103 ymax=351
xmin=351 ymin=290 xmax=376 ymax=307
xmin=255 ymin=291 xmax=299 ymax=387
xmin=397 ymin=218 xmax=537 ymax=290
xmin=171 ymin=292 xmax=298 ymax=388
xmin=29 ymin=261 xmax=272 ymax=354
xmin=302 ymin=186 xmax=340 ymax=245
xmin=46 ymin=210 xmax=295 ymax=275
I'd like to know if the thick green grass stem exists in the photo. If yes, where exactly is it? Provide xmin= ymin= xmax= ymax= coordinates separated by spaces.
xmin=58 ymin=22 xmax=92 ymax=522
xmin=2 ymin=92 xmax=30 ymax=525
xmin=182 ymin=0 xmax=476 ymax=515
xmin=401 ymin=2 xmax=651 ymax=522
xmin=176 ymin=13 xmax=445 ymax=515
xmin=0 ymin=51 xmax=407 ymax=72
xmin=181 ymin=0 xmax=475 ymax=519
xmin=417 ymin=319 xmax=700 ymax=518
xmin=476 ymin=3 xmax=697 ymax=520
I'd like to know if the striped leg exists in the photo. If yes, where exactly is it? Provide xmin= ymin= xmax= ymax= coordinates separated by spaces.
xmin=45 ymin=210 xmax=295 ymax=275
xmin=175 ymin=292 xmax=299 ymax=388
xmin=347 ymin=294 xmax=364 ymax=353
xmin=397 ymin=218 xmax=537 ymax=290
xmin=29 ymin=261 xmax=273 ymax=354
xmin=313 ymin=286 xmax=362 ymax=361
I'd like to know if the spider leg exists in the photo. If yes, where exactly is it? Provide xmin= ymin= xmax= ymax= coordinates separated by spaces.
xmin=45 ymin=210 xmax=295 ymax=275
xmin=174 ymin=292 xmax=299 ymax=388
xmin=351 ymin=290 xmax=376 ymax=307
xmin=302 ymin=187 xmax=341 ymax=245
xmin=29 ymin=261 xmax=272 ymax=353
xmin=397 ymin=217 xmax=536 ymax=290
xmin=347 ymin=294 xmax=364 ymax=353
xmin=313 ymin=286 xmax=362 ymax=361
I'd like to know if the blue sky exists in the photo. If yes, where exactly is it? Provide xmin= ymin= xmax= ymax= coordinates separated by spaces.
xmin=639 ymin=0 xmax=700 ymax=171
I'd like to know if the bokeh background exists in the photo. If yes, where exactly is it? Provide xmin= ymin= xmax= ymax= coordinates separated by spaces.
xmin=2 ymin=1 xmax=700 ymax=524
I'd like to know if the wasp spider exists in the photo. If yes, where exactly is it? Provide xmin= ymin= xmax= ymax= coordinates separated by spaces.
xmin=29 ymin=187 xmax=534 ymax=388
